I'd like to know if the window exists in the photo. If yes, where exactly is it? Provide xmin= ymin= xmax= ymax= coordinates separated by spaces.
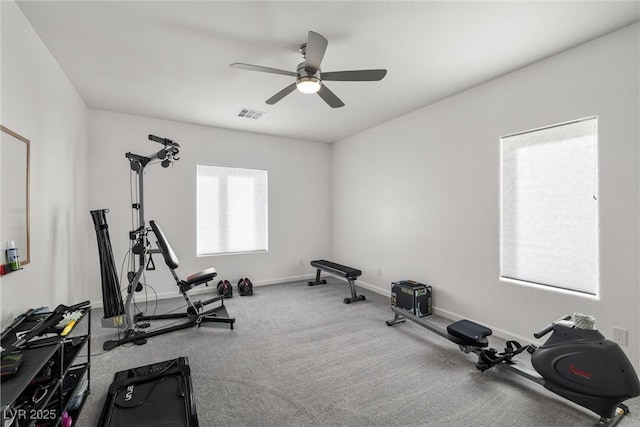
xmin=500 ymin=117 xmax=598 ymax=295
xmin=197 ymin=165 xmax=268 ymax=255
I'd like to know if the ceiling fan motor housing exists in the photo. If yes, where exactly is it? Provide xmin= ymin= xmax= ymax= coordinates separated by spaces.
xmin=296 ymin=62 xmax=321 ymax=93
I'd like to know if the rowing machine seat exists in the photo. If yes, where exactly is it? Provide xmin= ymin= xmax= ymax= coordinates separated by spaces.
xmin=447 ymin=319 xmax=492 ymax=348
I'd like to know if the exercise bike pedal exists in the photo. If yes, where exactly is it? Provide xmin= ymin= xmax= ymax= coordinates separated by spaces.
xmin=136 ymin=322 xmax=151 ymax=329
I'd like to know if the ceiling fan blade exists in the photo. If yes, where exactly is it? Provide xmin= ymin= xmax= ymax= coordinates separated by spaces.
xmin=317 ymin=84 xmax=345 ymax=108
xmin=304 ymin=31 xmax=328 ymax=72
xmin=230 ymin=63 xmax=296 ymax=77
xmin=266 ymin=83 xmax=297 ymax=105
xmin=321 ymin=69 xmax=388 ymax=81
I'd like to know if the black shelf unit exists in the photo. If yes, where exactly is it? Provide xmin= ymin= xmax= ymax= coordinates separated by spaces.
xmin=1 ymin=304 xmax=91 ymax=426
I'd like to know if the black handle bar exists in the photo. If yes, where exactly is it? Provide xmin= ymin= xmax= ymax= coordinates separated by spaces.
xmin=533 ymin=314 xmax=572 ymax=339
xmin=149 ymin=134 xmax=180 ymax=148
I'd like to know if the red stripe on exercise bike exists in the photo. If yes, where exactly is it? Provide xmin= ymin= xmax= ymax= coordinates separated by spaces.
xmin=569 ymin=365 xmax=592 ymax=380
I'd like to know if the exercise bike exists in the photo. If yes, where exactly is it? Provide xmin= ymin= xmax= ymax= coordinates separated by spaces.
xmin=386 ymin=307 xmax=640 ymax=426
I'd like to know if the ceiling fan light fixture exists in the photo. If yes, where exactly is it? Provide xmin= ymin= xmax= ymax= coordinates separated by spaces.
xmin=296 ymin=76 xmax=321 ymax=94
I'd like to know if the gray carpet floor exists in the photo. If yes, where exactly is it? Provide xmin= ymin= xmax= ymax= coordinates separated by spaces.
xmin=75 ymin=279 xmax=640 ymax=426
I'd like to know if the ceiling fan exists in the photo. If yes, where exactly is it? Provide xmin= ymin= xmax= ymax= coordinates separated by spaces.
xmin=230 ymin=31 xmax=387 ymax=108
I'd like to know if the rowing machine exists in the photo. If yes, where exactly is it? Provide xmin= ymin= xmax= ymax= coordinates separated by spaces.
xmin=386 ymin=308 xmax=640 ymax=426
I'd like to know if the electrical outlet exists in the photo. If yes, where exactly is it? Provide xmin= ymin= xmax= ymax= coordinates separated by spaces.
xmin=376 ymin=268 xmax=382 ymax=277
xmin=612 ymin=327 xmax=628 ymax=346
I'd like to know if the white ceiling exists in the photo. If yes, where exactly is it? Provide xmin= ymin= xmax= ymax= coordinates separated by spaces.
xmin=16 ymin=1 xmax=640 ymax=143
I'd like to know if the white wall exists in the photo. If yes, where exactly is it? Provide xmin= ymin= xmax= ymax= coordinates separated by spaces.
xmin=2 ymin=0 xmax=637 ymax=373
xmin=0 ymin=0 xmax=331 ymax=321
xmin=87 ymin=110 xmax=331 ymax=302
xmin=332 ymin=23 xmax=640 ymax=370
xmin=0 ymin=1 xmax=90 ymax=324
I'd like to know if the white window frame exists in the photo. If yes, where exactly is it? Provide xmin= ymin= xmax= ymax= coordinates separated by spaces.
xmin=499 ymin=116 xmax=599 ymax=296
xmin=197 ymin=164 xmax=268 ymax=256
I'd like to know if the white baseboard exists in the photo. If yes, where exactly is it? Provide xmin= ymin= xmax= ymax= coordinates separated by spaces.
xmin=91 ymin=275 xmax=529 ymax=345
xmin=252 ymin=273 xmax=317 ymax=287
xmin=354 ymin=278 xmax=389 ymax=297
xmin=425 ymin=307 xmax=535 ymax=345
xmin=352 ymin=279 xmax=534 ymax=345
xmin=90 ymin=273 xmax=318 ymax=309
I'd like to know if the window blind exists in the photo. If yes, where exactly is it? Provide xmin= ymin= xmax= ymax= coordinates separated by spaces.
xmin=197 ymin=165 xmax=268 ymax=255
xmin=500 ymin=117 xmax=598 ymax=295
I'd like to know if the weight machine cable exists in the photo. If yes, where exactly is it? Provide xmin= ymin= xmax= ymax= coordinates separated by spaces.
xmin=126 ymin=168 xmax=165 ymax=325
xmin=96 ymin=139 xmax=182 ymax=346
xmin=133 ymin=279 xmax=160 ymax=325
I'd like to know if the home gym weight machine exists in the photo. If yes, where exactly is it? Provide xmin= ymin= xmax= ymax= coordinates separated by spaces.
xmin=386 ymin=308 xmax=640 ymax=426
xmin=92 ymin=135 xmax=234 ymax=351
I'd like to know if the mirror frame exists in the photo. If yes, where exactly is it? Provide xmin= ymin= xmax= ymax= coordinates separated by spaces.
xmin=1 ymin=125 xmax=30 ymax=266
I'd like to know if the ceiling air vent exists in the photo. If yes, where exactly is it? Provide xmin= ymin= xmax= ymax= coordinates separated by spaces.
xmin=237 ymin=108 xmax=265 ymax=120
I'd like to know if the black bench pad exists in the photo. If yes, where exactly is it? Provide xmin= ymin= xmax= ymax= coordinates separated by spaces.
xmin=185 ymin=267 xmax=217 ymax=286
xmin=447 ymin=319 xmax=492 ymax=348
xmin=310 ymin=260 xmax=361 ymax=280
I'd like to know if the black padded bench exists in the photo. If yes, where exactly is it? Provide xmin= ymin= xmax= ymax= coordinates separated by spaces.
xmin=308 ymin=259 xmax=366 ymax=304
xmin=446 ymin=319 xmax=492 ymax=348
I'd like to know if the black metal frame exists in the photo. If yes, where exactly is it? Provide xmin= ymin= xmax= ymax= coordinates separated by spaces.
xmin=307 ymin=260 xmax=366 ymax=304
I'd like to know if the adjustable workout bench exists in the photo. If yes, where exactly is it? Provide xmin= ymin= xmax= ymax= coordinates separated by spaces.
xmin=308 ymin=259 xmax=365 ymax=304
xmin=102 ymin=220 xmax=235 ymax=351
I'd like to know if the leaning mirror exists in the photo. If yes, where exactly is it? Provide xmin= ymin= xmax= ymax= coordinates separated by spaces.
xmin=1 ymin=125 xmax=30 ymax=267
